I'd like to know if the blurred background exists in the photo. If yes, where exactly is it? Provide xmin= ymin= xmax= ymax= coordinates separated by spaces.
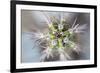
xmin=21 ymin=10 xmax=90 ymax=63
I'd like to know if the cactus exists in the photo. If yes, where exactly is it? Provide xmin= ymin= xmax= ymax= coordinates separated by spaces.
xmin=32 ymin=12 xmax=87 ymax=62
